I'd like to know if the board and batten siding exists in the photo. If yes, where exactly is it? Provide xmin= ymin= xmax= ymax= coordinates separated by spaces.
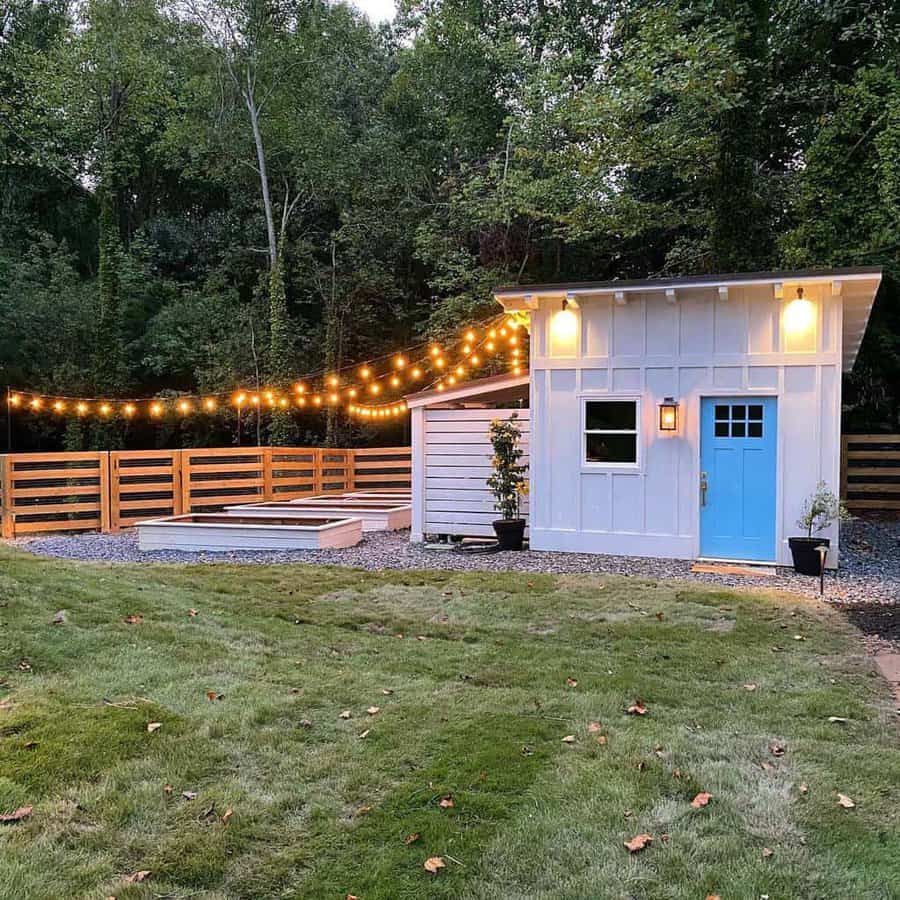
xmin=411 ymin=408 xmax=529 ymax=540
xmin=527 ymin=281 xmax=844 ymax=566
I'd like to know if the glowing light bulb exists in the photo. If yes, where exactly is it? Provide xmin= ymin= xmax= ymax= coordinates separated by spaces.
xmin=205 ymin=398 xmax=216 ymax=411
xmin=435 ymin=357 xmax=446 ymax=369
xmin=429 ymin=345 xmax=441 ymax=357
xmin=436 ymin=383 xmax=445 ymax=392
xmin=394 ymin=356 xmax=405 ymax=369
xmin=485 ymin=341 xmax=495 ymax=352
xmin=297 ymin=397 xmax=307 ymax=407
xmin=448 ymin=375 xmax=457 ymax=385
xmin=462 ymin=344 xmax=471 ymax=355
xmin=411 ymin=367 xmax=422 ymax=379
xmin=295 ymin=383 xmax=306 ymax=394
xmin=30 ymin=397 xmax=42 ymax=410
xmin=279 ymin=397 xmax=288 ymax=408
xmin=470 ymin=355 xmax=480 ymax=366
xmin=488 ymin=329 xmax=496 ymax=339
xmin=509 ymin=335 xmax=518 ymax=346
xmin=348 ymin=388 xmax=358 ymax=398
xmin=123 ymin=403 xmax=136 ymax=417
xmin=390 ymin=375 xmax=400 ymax=387
xmin=77 ymin=402 xmax=88 ymax=415
xmin=327 ymin=375 xmax=339 ymax=388
xmin=360 ymin=366 xmax=371 ymax=379
xmin=177 ymin=400 xmax=191 ymax=414
xmin=513 ymin=366 xmax=522 ymax=375
xmin=499 ymin=327 xmax=507 ymax=337
xmin=250 ymin=395 xmax=260 ymax=406
xmin=234 ymin=392 xmax=246 ymax=406
xmin=313 ymin=395 xmax=322 ymax=406
xmin=369 ymin=383 xmax=381 ymax=395
xmin=465 ymin=330 xmax=476 ymax=343
xmin=9 ymin=394 xmax=21 ymax=406
xmin=99 ymin=403 xmax=111 ymax=416
xmin=455 ymin=366 xmax=465 ymax=377
xmin=328 ymin=392 xmax=339 ymax=404
xmin=53 ymin=400 xmax=65 ymax=413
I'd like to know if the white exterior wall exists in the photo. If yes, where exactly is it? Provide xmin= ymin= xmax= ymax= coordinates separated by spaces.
xmin=528 ymin=282 xmax=843 ymax=566
xmin=411 ymin=407 xmax=530 ymax=540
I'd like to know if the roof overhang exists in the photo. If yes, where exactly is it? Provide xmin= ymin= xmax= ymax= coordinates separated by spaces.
xmin=405 ymin=372 xmax=529 ymax=409
xmin=493 ymin=267 xmax=883 ymax=373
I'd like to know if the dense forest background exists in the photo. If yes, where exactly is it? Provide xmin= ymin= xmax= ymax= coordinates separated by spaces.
xmin=1 ymin=0 xmax=899 ymax=451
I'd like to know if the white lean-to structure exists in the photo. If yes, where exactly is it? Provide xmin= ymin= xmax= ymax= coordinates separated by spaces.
xmin=408 ymin=268 xmax=883 ymax=567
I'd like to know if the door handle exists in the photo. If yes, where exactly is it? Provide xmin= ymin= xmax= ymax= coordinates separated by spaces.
xmin=700 ymin=471 xmax=708 ymax=507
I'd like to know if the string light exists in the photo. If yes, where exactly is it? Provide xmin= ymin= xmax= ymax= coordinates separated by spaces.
xmin=6 ymin=311 xmax=527 ymax=425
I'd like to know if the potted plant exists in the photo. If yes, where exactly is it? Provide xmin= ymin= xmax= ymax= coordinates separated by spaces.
xmin=487 ymin=413 xmax=528 ymax=550
xmin=789 ymin=481 xmax=851 ymax=575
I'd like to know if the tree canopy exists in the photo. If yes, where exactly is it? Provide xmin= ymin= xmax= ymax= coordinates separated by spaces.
xmin=2 ymin=0 xmax=898 ymax=450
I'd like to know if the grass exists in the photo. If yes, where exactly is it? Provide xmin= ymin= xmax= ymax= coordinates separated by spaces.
xmin=0 ymin=547 xmax=897 ymax=899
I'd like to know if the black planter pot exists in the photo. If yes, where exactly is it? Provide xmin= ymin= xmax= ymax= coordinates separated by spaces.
xmin=493 ymin=518 xmax=526 ymax=551
xmin=788 ymin=537 xmax=830 ymax=576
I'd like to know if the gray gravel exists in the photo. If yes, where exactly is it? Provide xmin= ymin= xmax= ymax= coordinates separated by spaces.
xmin=11 ymin=517 xmax=899 ymax=605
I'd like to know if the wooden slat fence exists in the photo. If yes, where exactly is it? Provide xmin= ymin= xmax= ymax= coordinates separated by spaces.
xmin=841 ymin=434 xmax=900 ymax=511
xmin=0 ymin=446 xmax=411 ymax=537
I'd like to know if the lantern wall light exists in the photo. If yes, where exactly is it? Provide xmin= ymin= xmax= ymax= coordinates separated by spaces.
xmin=659 ymin=397 xmax=679 ymax=432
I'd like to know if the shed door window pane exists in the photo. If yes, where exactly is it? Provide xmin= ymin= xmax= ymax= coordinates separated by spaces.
xmin=584 ymin=400 xmax=638 ymax=464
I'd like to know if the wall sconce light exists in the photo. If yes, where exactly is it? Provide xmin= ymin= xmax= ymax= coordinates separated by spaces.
xmin=659 ymin=397 xmax=678 ymax=432
xmin=783 ymin=286 xmax=815 ymax=335
xmin=551 ymin=296 xmax=578 ymax=341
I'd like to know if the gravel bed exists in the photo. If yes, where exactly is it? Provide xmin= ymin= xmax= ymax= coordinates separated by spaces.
xmin=11 ymin=517 xmax=899 ymax=605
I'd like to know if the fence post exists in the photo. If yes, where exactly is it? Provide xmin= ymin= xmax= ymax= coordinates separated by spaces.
xmin=172 ymin=451 xmax=183 ymax=516
xmin=840 ymin=435 xmax=848 ymax=500
xmin=348 ymin=449 xmax=357 ymax=491
xmin=263 ymin=447 xmax=274 ymax=500
xmin=109 ymin=452 xmax=120 ymax=533
xmin=99 ymin=452 xmax=112 ymax=533
xmin=0 ymin=455 xmax=13 ymax=539
xmin=180 ymin=450 xmax=193 ymax=514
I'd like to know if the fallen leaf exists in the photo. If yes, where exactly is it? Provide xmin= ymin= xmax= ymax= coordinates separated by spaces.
xmin=339 ymin=710 xmax=352 ymax=719
xmin=424 ymin=856 xmax=445 ymax=874
xmin=587 ymin=721 xmax=602 ymax=733
xmin=163 ymin=784 xmax=173 ymax=795
xmin=18 ymin=660 xmax=31 ymax=671
xmin=596 ymin=735 xmax=608 ymax=746
xmin=761 ymin=761 xmax=775 ymax=773
xmin=799 ymin=782 xmax=808 ymax=794
xmin=438 ymin=794 xmax=454 ymax=809
xmin=827 ymin=716 xmax=849 ymax=724
xmin=403 ymin=832 xmax=421 ymax=845
xmin=521 ymin=745 xmax=534 ymax=756
xmin=51 ymin=610 xmax=67 ymax=625
xmin=222 ymin=808 xmax=233 ymax=826
xmin=769 ymin=741 xmax=785 ymax=757
xmin=743 ymin=683 xmax=757 ymax=691
xmin=146 ymin=722 xmax=162 ymax=733
xmin=793 ymin=634 xmax=806 ymax=641
xmin=382 ymin=688 xmax=394 ymax=695
xmin=299 ymin=719 xmax=313 ymax=728
xmin=356 ymin=805 xmax=372 ymax=817
xmin=706 ymin=895 xmax=721 ymax=900
xmin=624 ymin=833 xmax=653 ymax=853
xmin=0 ymin=805 xmax=32 ymax=824
xmin=182 ymin=791 xmax=197 ymax=801
xmin=566 ymin=677 xmax=578 ymax=688
xmin=655 ymin=611 xmax=664 ymax=621
xmin=837 ymin=793 xmax=855 ymax=809
xmin=124 ymin=871 xmax=151 ymax=884
xmin=561 ymin=734 xmax=576 ymax=743
xmin=346 ymin=895 xmax=359 ymax=900
xmin=366 ymin=706 xmax=380 ymax=716
xmin=124 ymin=614 xmax=143 ymax=625
xmin=762 ymin=847 xmax=774 ymax=858
xmin=626 ymin=700 xmax=648 ymax=716
xmin=358 ymin=729 xmax=371 ymax=739
xmin=691 ymin=792 xmax=712 ymax=808
xmin=188 ymin=608 xmax=198 ymax=617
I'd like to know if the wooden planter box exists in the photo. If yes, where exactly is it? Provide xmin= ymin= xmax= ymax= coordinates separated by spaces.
xmin=136 ymin=513 xmax=362 ymax=552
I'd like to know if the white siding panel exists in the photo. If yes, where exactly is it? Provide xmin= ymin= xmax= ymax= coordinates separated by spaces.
xmin=423 ymin=408 xmax=530 ymax=538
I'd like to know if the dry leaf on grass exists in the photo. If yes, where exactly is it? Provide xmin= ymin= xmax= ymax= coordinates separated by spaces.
xmin=762 ymin=847 xmax=774 ymax=858
xmin=706 ymin=895 xmax=721 ymax=900
xmin=123 ymin=614 xmax=143 ymax=625
xmin=691 ymin=792 xmax=712 ymax=808
xmin=838 ymin=793 xmax=856 ymax=809
xmin=828 ymin=716 xmax=849 ymax=724
xmin=146 ymin=722 xmax=162 ymax=733
xmin=163 ymin=784 xmax=173 ymax=795
xmin=624 ymin=833 xmax=652 ymax=853
xmin=206 ymin=691 xmax=224 ymax=702
xmin=188 ymin=608 xmax=198 ymax=617
xmin=438 ymin=794 xmax=454 ymax=809
xmin=769 ymin=741 xmax=785 ymax=757
xmin=587 ymin=721 xmax=602 ymax=733
xmin=566 ymin=677 xmax=578 ymax=688
xmin=51 ymin=610 xmax=66 ymax=625
xmin=0 ymin=805 xmax=32 ymax=824
xmin=561 ymin=734 xmax=576 ymax=743
xmin=339 ymin=710 xmax=352 ymax=719
xmin=382 ymin=688 xmax=394 ymax=695
xmin=124 ymin=871 xmax=151 ymax=884
xmin=358 ymin=729 xmax=371 ymax=739
xmin=799 ymin=782 xmax=808 ymax=795
xmin=626 ymin=700 xmax=648 ymax=716
xmin=743 ymin=683 xmax=757 ymax=691
xmin=182 ymin=791 xmax=197 ymax=801
xmin=424 ymin=856 xmax=445 ymax=874
xmin=222 ymin=808 xmax=233 ymax=826
xmin=403 ymin=832 xmax=421 ymax=845
xmin=366 ymin=706 xmax=380 ymax=715
xmin=596 ymin=735 xmax=608 ymax=746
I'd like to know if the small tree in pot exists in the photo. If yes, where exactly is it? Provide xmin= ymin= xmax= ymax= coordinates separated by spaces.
xmin=789 ymin=481 xmax=851 ymax=575
xmin=487 ymin=413 xmax=528 ymax=550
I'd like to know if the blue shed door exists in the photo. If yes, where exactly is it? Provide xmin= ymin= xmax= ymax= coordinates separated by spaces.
xmin=700 ymin=397 xmax=777 ymax=562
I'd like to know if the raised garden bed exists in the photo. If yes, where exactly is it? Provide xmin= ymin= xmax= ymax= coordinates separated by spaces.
xmin=227 ymin=499 xmax=411 ymax=532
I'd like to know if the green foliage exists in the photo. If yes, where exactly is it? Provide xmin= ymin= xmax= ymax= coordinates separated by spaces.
xmin=797 ymin=481 xmax=852 ymax=538
xmin=486 ymin=412 xmax=527 ymax=519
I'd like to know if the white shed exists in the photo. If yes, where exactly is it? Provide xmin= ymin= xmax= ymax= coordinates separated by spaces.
xmin=409 ymin=268 xmax=883 ymax=567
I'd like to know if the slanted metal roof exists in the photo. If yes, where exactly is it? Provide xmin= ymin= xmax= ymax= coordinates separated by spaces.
xmin=405 ymin=372 xmax=529 ymax=409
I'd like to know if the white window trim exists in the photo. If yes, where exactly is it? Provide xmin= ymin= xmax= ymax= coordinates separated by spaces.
xmin=580 ymin=395 xmax=642 ymax=471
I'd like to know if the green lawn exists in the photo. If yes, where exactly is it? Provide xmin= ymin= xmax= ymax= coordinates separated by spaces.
xmin=0 ymin=546 xmax=898 ymax=900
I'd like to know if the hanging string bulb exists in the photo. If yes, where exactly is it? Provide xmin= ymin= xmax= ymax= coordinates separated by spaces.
xmin=205 ymin=398 xmax=217 ymax=412
xmin=123 ymin=403 xmax=136 ymax=418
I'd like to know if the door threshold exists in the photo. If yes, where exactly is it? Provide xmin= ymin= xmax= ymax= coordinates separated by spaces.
xmin=694 ymin=557 xmax=777 ymax=577
xmin=696 ymin=556 xmax=777 ymax=567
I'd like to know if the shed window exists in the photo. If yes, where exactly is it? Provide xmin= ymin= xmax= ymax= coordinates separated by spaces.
xmin=584 ymin=400 xmax=638 ymax=464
